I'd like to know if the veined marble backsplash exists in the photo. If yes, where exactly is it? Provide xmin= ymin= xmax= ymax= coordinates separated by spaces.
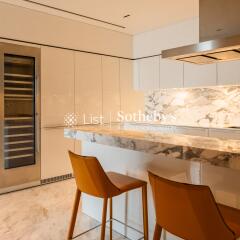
xmin=145 ymin=86 xmax=240 ymax=128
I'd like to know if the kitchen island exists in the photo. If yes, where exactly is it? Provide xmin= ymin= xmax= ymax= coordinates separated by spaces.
xmin=65 ymin=123 xmax=240 ymax=239
xmin=65 ymin=123 xmax=240 ymax=170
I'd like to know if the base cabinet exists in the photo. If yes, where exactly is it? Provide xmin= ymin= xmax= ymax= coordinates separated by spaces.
xmin=41 ymin=128 xmax=74 ymax=180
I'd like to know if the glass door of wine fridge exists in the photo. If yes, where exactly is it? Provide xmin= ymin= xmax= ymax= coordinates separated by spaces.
xmin=0 ymin=43 xmax=41 ymax=194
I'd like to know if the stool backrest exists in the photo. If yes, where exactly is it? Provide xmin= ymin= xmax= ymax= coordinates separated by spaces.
xmin=69 ymin=151 xmax=120 ymax=198
xmin=148 ymin=171 xmax=235 ymax=240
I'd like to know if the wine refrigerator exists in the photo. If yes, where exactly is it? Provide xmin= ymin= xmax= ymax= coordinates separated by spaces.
xmin=0 ymin=42 xmax=41 ymax=194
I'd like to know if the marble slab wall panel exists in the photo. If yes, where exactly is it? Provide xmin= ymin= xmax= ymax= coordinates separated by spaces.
xmin=145 ymin=86 xmax=240 ymax=128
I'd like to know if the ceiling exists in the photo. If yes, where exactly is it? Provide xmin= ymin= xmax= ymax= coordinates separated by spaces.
xmin=1 ymin=0 xmax=199 ymax=35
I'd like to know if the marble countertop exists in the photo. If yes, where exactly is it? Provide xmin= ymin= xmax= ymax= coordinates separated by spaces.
xmin=124 ymin=121 xmax=240 ymax=131
xmin=65 ymin=123 xmax=240 ymax=154
xmin=64 ymin=123 xmax=240 ymax=170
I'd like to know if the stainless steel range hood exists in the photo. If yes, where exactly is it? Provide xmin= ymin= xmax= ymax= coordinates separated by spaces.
xmin=162 ymin=0 xmax=240 ymax=64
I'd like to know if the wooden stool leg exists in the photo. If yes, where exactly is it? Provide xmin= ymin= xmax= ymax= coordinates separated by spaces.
xmin=153 ymin=223 xmax=162 ymax=240
xmin=110 ymin=198 xmax=113 ymax=240
xmin=101 ymin=198 xmax=108 ymax=240
xmin=67 ymin=189 xmax=81 ymax=240
xmin=142 ymin=185 xmax=149 ymax=240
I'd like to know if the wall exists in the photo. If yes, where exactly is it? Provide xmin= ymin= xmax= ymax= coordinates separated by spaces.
xmin=0 ymin=2 xmax=132 ymax=58
xmin=145 ymin=86 xmax=240 ymax=128
xmin=133 ymin=18 xmax=199 ymax=58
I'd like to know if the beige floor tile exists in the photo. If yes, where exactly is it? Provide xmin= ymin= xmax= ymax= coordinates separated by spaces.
xmin=0 ymin=179 xmax=127 ymax=240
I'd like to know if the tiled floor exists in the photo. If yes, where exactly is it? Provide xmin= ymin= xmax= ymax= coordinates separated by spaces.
xmin=0 ymin=179 xmax=127 ymax=240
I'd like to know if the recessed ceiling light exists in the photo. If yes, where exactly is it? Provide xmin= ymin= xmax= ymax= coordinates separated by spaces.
xmin=123 ymin=14 xmax=131 ymax=18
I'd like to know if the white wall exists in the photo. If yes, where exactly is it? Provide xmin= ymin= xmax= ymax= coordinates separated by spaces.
xmin=133 ymin=18 xmax=199 ymax=58
xmin=0 ymin=2 xmax=132 ymax=58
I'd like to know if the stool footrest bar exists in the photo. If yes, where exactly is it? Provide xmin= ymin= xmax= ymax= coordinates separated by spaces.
xmin=71 ymin=218 xmax=144 ymax=240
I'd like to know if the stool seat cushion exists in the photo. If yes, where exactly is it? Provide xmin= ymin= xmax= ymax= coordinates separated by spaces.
xmin=218 ymin=203 xmax=240 ymax=238
xmin=107 ymin=172 xmax=147 ymax=194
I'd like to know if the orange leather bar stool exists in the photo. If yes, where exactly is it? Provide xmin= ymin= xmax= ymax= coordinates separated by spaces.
xmin=149 ymin=171 xmax=240 ymax=240
xmin=67 ymin=151 xmax=149 ymax=240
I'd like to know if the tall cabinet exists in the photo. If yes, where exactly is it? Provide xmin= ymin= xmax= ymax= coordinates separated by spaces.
xmin=41 ymin=47 xmax=75 ymax=179
xmin=40 ymin=49 xmax=144 ymax=179
xmin=75 ymin=53 xmax=102 ymax=125
xmin=102 ymin=56 xmax=121 ymax=123
xmin=120 ymin=59 xmax=144 ymax=115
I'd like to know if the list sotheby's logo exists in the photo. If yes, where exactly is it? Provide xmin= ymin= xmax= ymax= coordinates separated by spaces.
xmin=63 ymin=110 xmax=162 ymax=127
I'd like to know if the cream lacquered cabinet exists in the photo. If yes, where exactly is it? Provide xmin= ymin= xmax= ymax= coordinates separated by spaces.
xmin=102 ymin=56 xmax=121 ymax=123
xmin=217 ymin=60 xmax=240 ymax=86
xmin=75 ymin=52 xmax=102 ymax=124
xmin=133 ymin=56 xmax=240 ymax=91
xmin=139 ymin=56 xmax=160 ymax=91
xmin=159 ymin=57 xmax=184 ymax=89
xmin=120 ymin=59 xmax=144 ymax=115
xmin=41 ymin=47 xmax=75 ymax=127
xmin=184 ymin=62 xmax=217 ymax=88
xmin=133 ymin=56 xmax=160 ymax=91
xmin=41 ymin=128 xmax=74 ymax=179
xmin=41 ymin=47 xmax=75 ymax=180
xmin=133 ymin=59 xmax=140 ymax=90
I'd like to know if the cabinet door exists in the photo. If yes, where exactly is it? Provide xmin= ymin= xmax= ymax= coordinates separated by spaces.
xmin=102 ymin=56 xmax=120 ymax=123
xmin=41 ymin=128 xmax=74 ymax=179
xmin=160 ymin=57 xmax=184 ymax=89
xmin=41 ymin=47 xmax=75 ymax=127
xmin=133 ymin=60 xmax=140 ymax=90
xmin=75 ymin=52 xmax=102 ymax=124
xmin=120 ymin=59 xmax=144 ymax=117
xmin=184 ymin=62 xmax=217 ymax=88
xmin=138 ymin=56 xmax=160 ymax=91
xmin=217 ymin=60 xmax=240 ymax=86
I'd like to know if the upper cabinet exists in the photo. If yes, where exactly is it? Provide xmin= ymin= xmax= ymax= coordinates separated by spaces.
xmin=41 ymin=47 xmax=75 ymax=127
xmin=217 ymin=60 xmax=240 ymax=86
xmin=102 ymin=56 xmax=121 ymax=123
xmin=159 ymin=57 xmax=184 ymax=89
xmin=134 ymin=56 xmax=160 ymax=91
xmin=133 ymin=55 xmax=240 ymax=90
xmin=75 ymin=52 xmax=102 ymax=124
xmin=133 ymin=60 xmax=140 ymax=90
xmin=120 ymin=59 xmax=144 ymax=115
xmin=184 ymin=62 xmax=217 ymax=88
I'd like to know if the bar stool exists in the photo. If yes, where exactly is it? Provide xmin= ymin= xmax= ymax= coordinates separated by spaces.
xmin=67 ymin=151 xmax=149 ymax=240
xmin=148 ymin=171 xmax=240 ymax=240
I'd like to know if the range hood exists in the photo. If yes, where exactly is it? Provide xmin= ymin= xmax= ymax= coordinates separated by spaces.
xmin=162 ymin=0 xmax=240 ymax=64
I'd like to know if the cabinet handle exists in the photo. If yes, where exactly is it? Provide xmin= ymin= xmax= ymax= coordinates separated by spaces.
xmin=35 ymin=113 xmax=40 ymax=153
xmin=43 ymin=126 xmax=65 ymax=129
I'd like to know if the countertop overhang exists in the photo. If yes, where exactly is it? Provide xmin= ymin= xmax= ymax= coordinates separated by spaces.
xmin=64 ymin=124 xmax=240 ymax=170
